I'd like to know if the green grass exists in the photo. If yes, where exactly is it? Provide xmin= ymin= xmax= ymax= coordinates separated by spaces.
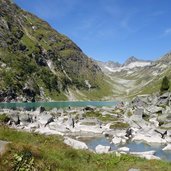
xmin=0 ymin=114 xmax=10 ymax=123
xmin=21 ymin=35 xmax=36 ymax=52
xmin=0 ymin=125 xmax=171 ymax=170
xmin=81 ymin=78 xmax=113 ymax=100
xmin=99 ymin=114 xmax=118 ymax=122
xmin=80 ymin=122 xmax=96 ymax=126
xmin=44 ymin=89 xmax=68 ymax=101
xmin=113 ymin=108 xmax=124 ymax=114
xmin=110 ymin=122 xmax=129 ymax=129
xmin=85 ymin=111 xmax=118 ymax=122
xmin=160 ymin=127 xmax=171 ymax=130
xmin=139 ymin=68 xmax=171 ymax=95
xmin=127 ymin=111 xmax=133 ymax=117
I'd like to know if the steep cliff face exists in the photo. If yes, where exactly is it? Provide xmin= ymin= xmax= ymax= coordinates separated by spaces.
xmin=0 ymin=0 xmax=111 ymax=101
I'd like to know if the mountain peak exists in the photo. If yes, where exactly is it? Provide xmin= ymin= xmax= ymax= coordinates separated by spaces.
xmin=123 ymin=56 xmax=139 ymax=66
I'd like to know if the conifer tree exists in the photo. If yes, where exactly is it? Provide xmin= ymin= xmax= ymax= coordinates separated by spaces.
xmin=160 ymin=76 xmax=170 ymax=92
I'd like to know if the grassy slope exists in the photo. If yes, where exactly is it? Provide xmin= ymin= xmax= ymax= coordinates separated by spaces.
xmin=0 ymin=126 xmax=171 ymax=171
xmin=104 ymin=63 xmax=171 ymax=100
xmin=139 ymin=67 xmax=171 ymax=95
xmin=0 ymin=0 xmax=113 ymax=101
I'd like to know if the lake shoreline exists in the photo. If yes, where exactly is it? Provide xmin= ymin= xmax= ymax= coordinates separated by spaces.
xmin=1 ymin=93 xmax=171 ymax=161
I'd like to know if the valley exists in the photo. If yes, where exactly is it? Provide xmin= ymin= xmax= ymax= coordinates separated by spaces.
xmin=0 ymin=0 xmax=171 ymax=170
xmin=97 ymin=54 xmax=171 ymax=100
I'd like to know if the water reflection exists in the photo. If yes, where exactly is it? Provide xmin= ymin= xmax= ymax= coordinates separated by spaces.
xmin=85 ymin=137 xmax=171 ymax=161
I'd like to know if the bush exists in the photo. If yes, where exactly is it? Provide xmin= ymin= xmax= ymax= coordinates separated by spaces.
xmin=0 ymin=114 xmax=10 ymax=123
xmin=13 ymin=151 xmax=35 ymax=171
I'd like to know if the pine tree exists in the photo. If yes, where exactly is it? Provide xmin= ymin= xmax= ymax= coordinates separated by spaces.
xmin=160 ymin=76 xmax=170 ymax=93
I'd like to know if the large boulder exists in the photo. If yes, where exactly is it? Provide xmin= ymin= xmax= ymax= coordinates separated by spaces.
xmin=157 ymin=98 xmax=169 ymax=106
xmin=112 ymin=137 xmax=122 ymax=144
xmin=133 ymin=108 xmax=144 ymax=119
xmin=149 ymin=117 xmax=159 ymax=127
xmin=159 ymin=92 xmax=170 ymax=98
xmin=128 ymin=169 xmax=140 ymax=171
xmin=84 ymin=106 xmax=95 ymax=111
xmin=64 ymin=137 xmax=88 ymax=150
xmin=37 ymin=113 xmax=53 ymax=125
xmin=130 ymin=151 xmax=160 ymax=160
xmin=146 ymin=106 xmax=163 ymax=114
xmin=157 ymin=113 xmax=168 ymax=124
xmin=132 ymin=96 xmax=147 ymax=108
xmin=163 ymin=106 xmax=171 ymax=118
xmin=36 ymin=106 xmax=46 ymax=114
xmin=162 ymin=144 xmax=171 ymax=151
xmin=150 ymin=95 xmax=158 ymax=105
xmin=95 ymin=145 xmax=111 ymax=154
xmin=118 ymin=147 xmax=130 ymax=152
xmin=131 ymin=150 xmax=155 ymax=155
xmin=132 ymin=133 xmax=167 ymax=144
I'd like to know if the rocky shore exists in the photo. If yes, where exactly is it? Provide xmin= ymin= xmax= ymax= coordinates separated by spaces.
xmin=0 ymin=92 xmax=171 ymax=160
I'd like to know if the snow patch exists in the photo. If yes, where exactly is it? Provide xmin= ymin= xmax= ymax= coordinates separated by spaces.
xmin=104 ymin=61 xmax=151 ymax=73
xmin=126 ymin=61 xmax=151 ymax=69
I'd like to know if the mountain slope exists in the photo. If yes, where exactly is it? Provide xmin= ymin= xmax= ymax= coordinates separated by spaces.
xmin=0 ymin=0 xmax=112 ymax=101
xmin=98 ymin=54 xmax=171 ymax=100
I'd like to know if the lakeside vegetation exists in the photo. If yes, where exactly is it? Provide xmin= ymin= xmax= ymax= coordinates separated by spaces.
xmin=0 ymin=125 xmax=171 ymax=171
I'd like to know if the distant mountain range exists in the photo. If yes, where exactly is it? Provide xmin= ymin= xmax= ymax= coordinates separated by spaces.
xmin=96 ymin=53 xmax=171 ymax=100
xmin=96 ymin=56 xmax=152 ymax=73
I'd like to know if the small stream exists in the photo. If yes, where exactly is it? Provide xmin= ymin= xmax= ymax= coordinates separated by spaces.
xmin=79 ymin=136 xmax=171 ymax=162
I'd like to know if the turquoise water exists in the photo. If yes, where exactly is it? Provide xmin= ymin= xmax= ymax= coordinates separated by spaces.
xmin=85 ymin=137 xmax=171 ymax=161
xmin=0 ymin=101 xmax=117 ymax=109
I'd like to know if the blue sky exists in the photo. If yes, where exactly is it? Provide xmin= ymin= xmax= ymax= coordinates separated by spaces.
xmin=14 ymin=0 xmax=171 ymax=63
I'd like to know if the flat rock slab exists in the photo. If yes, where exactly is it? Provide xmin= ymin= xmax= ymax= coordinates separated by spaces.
xmin=0 ymin=140 xmax=9 ymax=155
xmin=64 ymin=137 xmax=88 ymax=150
xmin=128 ymin=169 xmax=141 ymax=171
